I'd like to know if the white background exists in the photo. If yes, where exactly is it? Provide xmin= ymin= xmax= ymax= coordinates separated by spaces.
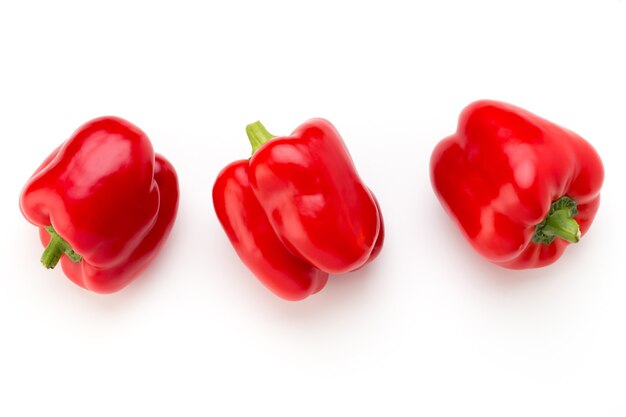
xmin=1 ymin=1 xmax=625 ymax=415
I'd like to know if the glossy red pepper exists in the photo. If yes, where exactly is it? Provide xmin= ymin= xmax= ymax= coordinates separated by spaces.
xmin=19 ymin=117 xmax=179 ymax=293
xmin=213 ymin=119 xmax=383 ymax=300
xmin=430 ymin=100 xmax=604 ymax=269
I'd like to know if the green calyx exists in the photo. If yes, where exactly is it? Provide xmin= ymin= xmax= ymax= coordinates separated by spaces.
xmin=532 ymin=196 xmax=581 ymax=245
xmin=40 ymin=226 xmax=82 ymax=269
xmin=246 ymin=121 xmax=276 ymax=155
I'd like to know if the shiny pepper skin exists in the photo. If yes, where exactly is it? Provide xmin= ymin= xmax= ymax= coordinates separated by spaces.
xmin=213 ymin=119 xmax=384 ymax=300
xmin=430 ymin=100 xmax=604 ymax=269
xmin=20 ymin=117 xmax=179 ymax=293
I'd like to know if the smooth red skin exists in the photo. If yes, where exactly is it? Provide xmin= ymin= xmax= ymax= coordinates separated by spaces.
xmin=248 ymin=119 xmax=381 ymax=274
xmin=353 ymin=193 xmax=384 ymax=269
xmin=430 ymin=100 xmax=604 ymax=269
xmin=20 ymin=117 xmax=179 ymax=293
xmin=213 ymin=161 xmax=329 ymax=301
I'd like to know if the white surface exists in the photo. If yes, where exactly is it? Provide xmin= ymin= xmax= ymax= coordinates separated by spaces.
xmin=1 ymin=1 xmax=625 ymax=416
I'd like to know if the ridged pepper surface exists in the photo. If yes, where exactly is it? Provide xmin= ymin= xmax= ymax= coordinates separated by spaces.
xmin=213 ymin=119 xmax=383 ymax=300
xmin=430 ymin=100 xmax=603 ymax=269
xmin=20 ymin=117 xmax=179 ymax=293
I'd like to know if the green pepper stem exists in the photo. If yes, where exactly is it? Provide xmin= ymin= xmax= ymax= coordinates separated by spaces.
xmin=40 ymin=226 xmax=82 ymax=269
xmin=246 ymin=121 xmax=276 ymax=155
xmin=532 ymin=196 xmax=581 ymax=245
xmin=541 ymin=209 xmax=581 ymax=243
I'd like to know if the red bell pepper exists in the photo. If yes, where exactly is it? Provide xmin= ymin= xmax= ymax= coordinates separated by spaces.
xmin=213 ymin=119 xmax=383 ymax=300
xmin=19 ymin=116 xmax=179 ymax=293
xmin=430 ymin=100 xmax=604 ymax=269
